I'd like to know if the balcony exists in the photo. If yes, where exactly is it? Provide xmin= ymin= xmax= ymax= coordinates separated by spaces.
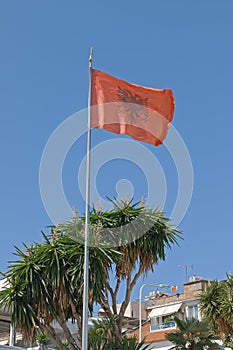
xmin=151 ymin=320 xmax=176 ymax=331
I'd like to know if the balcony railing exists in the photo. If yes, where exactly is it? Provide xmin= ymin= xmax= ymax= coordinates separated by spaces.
xmin=151 ymin=320 xmax=176 ymax=331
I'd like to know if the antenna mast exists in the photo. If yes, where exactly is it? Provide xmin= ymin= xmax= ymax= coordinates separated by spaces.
xmin=178 ymin=264 xmax=194 ymax=282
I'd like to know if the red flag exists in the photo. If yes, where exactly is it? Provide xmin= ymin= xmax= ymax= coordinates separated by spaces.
xmin=91 ymin=69 xmax=174 ymax=146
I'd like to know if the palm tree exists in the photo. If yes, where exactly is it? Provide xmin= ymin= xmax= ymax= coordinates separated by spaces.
xmin=166 ymin=317 xmax=222 ymax=349
xmin=88 ymin=198 xmax=181 ymax=341
xmin=115 ymin=336 xmax=151 ymax=350
xmin=35 ymin=332 xmax=50 ymax=350
xmin=88 ymin=318 xmax=150 ymax=350
xmin=0 ymin=198 xmax=181 ymax=348
xmin=199 ymin=274 xmax=233 ymax=348
xmin=0 ymin=232 xmax=117 ymax=350
xmin=62 ymin=198 xmax=181 ymax=344
xmin=88 ymin=316 xmax=115 ymax=350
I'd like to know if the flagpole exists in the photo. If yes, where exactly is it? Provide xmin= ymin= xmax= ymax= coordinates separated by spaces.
xmin=82 ymin=46 xmax=93 ymax=350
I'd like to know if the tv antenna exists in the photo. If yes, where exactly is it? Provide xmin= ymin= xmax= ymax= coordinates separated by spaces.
xmin=178 ymin=264 xmax=194 ymax=282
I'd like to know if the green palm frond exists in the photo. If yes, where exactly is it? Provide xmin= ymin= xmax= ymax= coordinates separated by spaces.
xmin=0 ymin=198 xmax=182 ymax=348
xmin=166 ymin=317 xmax=222 ymax=350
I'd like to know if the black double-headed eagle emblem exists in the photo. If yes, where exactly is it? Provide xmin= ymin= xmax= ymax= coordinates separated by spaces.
xmin=116 ymin=86 xmax=148 ymax=123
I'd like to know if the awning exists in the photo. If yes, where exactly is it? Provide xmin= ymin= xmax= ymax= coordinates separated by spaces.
xmin=149 ymin=302 xmax=182 ymax=318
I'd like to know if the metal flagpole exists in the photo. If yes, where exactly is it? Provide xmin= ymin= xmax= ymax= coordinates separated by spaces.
xmin=82 ymin=46 xmax=93 ymax=350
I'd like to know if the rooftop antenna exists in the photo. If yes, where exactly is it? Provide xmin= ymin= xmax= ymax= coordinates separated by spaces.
xmin=178 ymin=264 xmax=194 ymax=282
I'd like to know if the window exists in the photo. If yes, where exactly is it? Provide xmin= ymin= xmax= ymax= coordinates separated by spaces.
xmin=187 ymin=304 xmax=198 ymax=320
xmin=150 ymin=316 xmax=176 ymax=331
xmin=131 ymin=310 xmax=136 ymax=318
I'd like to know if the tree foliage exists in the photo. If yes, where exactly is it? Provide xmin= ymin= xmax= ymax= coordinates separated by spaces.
xmin=0 ymin=232 xmax=117 ymax=349
xmin=83 ymin=198 xmax=182 ymax=342
xmin=88 ymin=316 xmax=150 ymax=350
xmin=199 ymin=274 xmax=233 ymax=348
xmin=35 ymin=332 xmax=50 ymax=350
xmin=166 ymin=317 xmax=222 ymax=350
xmin=0 ymin=198 xmax=181 ymax=349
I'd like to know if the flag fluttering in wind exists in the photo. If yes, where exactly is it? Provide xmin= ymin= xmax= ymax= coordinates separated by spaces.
xmin=91 ymin=69 xmax=175 ymax=146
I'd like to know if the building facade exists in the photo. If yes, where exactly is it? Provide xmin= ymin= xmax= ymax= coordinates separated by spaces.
xmin=129 ymin=276 xmax=210 ymax=349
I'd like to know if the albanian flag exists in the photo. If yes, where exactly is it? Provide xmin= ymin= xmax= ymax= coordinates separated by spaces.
xmin=91 ymin=69 xmax=174 ymax=146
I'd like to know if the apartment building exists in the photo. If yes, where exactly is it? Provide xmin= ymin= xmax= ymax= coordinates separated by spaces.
xmin=129 ymin=276 xmax=210 ymax=349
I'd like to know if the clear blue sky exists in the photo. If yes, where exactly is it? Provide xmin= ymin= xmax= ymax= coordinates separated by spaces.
xmin=0 ymin=1 xmax=233 ymax=301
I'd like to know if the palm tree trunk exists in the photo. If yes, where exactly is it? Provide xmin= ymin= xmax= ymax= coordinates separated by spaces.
xmin=57 ymin=315 xmax=80 ymax=350
xmin=41 ymin=324 xmax=67 ymax=350
xmin=70 ymin=301 xmax=82 ymax=347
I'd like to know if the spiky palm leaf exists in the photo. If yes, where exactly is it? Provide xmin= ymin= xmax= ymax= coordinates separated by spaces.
xmin=166 ymin=317 xmax=222 ymax=349
xmin=0 ymin=198 xmax=181 ymax=348
xmin=200 ymin=275 xmax=233 ymax=347
xmin=0 ymin=230 xmax=118 ymax=346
